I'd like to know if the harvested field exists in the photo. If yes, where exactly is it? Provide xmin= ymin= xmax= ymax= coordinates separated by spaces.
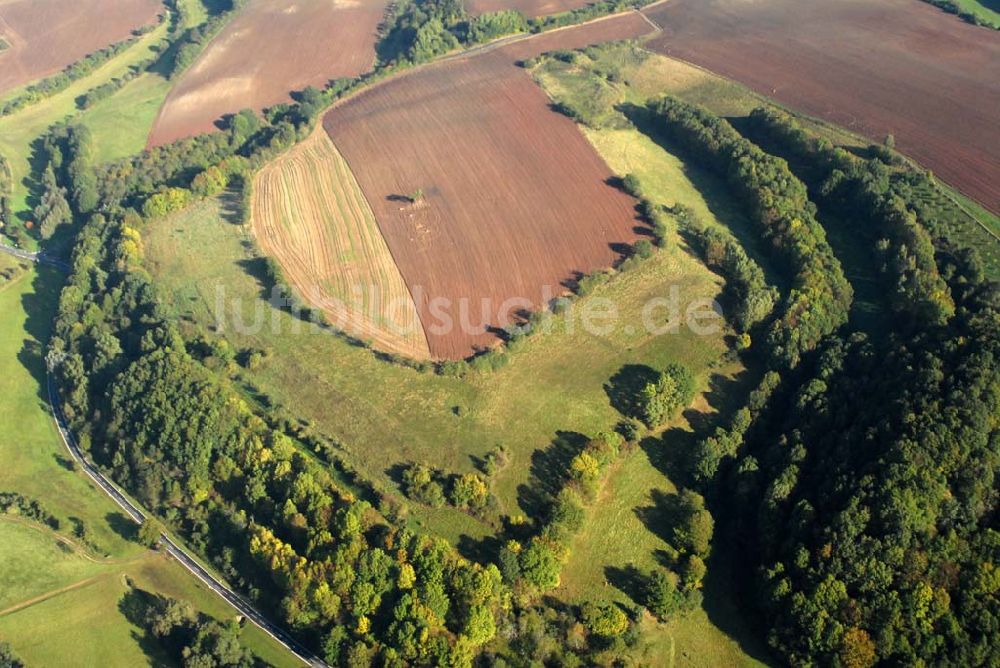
xmin=252 ymin=129 xmax=431 ymax=359
xmin=323 ymin=12 xmax=654 ymax=359
xmin=148 ymin=0 xmax=388 ymax=146
xmin=0 ymin=0 xmax=161 ymax=96
xmin=466 ymin=0 xmax=592 ymax=17
xmin=643 ymin=0 xmax=1000 ymax=214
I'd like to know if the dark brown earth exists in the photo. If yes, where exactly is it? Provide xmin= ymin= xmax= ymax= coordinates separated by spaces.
xmin=324 ymin=12 xmax=656 ymax=358
xmin=643 ymin=0 xmax=1000 ymax=214
xmin=148 ymin=0 xmax=388 ymax=146
xmin=0 ymin=0 xmax=162 ymax=96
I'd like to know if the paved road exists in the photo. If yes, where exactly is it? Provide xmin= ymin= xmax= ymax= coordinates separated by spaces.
xmin=46 ymin=374 xmax=327 ymax=668
xmin=0 ymin=243 xmax=70 ymax=271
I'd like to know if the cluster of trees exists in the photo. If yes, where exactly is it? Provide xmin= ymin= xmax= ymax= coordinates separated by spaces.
xmin=642 ymin=488 xmax=713 ymax=620
xmin=677 ymin=205 xmax=778 ymax=334
xmin=400 ymin=463 xmax=492 ymax=513
xmin=376 ymin=0 xmax=467 ymax=65
xmin=651 ymin=96 xmax=853 ymax=368
xmin=0 ymin=34 xmax=146 ymax=116
xmin=746 ymin=107 xmax=956 ymax=326
xmin=166 ymin=0 xmax=249 ymax=78
xmin=467 ymin=9 xmax=528 ymax=43
xmin=34 ymin=166 xmax=72 ymax=239
xmin=0 ymin=492 xmax=59 ymax=530
xmin=634 ymin=362 xmax=695 ymax=428
xmin=132 ymin=591 xmax=254 ymax=667
xmin=0 ymin=641 xmax=22 ymax=668
xmin=499 ymin=431 xmax=626 ymax=593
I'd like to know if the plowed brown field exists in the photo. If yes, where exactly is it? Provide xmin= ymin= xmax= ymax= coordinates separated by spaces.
xmin=466 ymin=0 xmax=591 ymax=17
xmin=0 ymin=0 xmax=161 ymax=96
xmin=253 ymin=129 xmax=431 ymax=359
xmin=643 ymin=0 xmax=1000 ymax=214
xmin=148 ymin=0 xmax=388 ymax=146
xmin=323 ymin=12 xmax=654 ymax=359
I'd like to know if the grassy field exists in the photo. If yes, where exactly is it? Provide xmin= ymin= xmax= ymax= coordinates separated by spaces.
xmin=0 ymin=264 xmax=300 ymax=665
xmin=145 ymin=194 xmax=735 ymax=516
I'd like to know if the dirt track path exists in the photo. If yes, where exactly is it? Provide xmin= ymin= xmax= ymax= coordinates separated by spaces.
xmin=0 ymin=574 xmax=105 ymax=618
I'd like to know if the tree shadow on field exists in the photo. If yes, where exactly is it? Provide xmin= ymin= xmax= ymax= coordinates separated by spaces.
xmin=605 ymin=363 xmax=660 ymax=420
xmin=604 ymin=563 xmax=648 ymax=606
xmin=105 ymin=511 xmax=138 ymax=542
xmin=217 ymin=189 xmax=242 ymax=224
xmin=516 ymin=431 xmax=589 ymax=521
xmin=634 ymin=487 xmax=687 ymax=546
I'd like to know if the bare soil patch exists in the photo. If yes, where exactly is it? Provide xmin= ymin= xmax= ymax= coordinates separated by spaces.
xmin=643 ymin=0 xmax=1000 ymax=214
xmin=0 ymin=0 xmax=161 ymax=96
xmin=148 ymin=0 xmax=388 ymax=146
xmin=323 ymin=12 xmax=654 ymax=359
xmin=252 ymin=129 xmax=431 ymax=359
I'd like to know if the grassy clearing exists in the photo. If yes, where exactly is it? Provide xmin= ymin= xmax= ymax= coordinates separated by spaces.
xmin=79 ymin=72 xmax=172 ymax=165
xmin=145 ymin=193 xmax=734 ymax=522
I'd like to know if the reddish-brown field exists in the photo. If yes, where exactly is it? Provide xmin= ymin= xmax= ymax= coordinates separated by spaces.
xmin=0 ymin=0 xmax=161 ymax=96
xmin=323 ymin=12 xmax=654 ymax=359
xmin=466 ymin=0 xmax=591 ymax=17
xmin=643 ymin=0 xmax=1000 ymax=214
xmin=148 ymin=0 xmax=388 ymax=146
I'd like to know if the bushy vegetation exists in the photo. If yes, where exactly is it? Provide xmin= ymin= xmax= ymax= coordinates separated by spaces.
xmin=400 ymin=463 xmax=492 ymax=513
xmin=467 ymin=9 xmax=529 ymax=43
xmin=0 ymin=492 xmax=59 ymax=530
xmin=650 ymin=96 xmax=853 ymax=368
xmin=0 ymin=641 xmax=23 ymax=668
xmin=376 ymin=0 xmax=467 ymax=65
xmin=676 ymin=204 xmax=778 ymax=333
xmin=920 ymin=0 xmax=999 ymax=29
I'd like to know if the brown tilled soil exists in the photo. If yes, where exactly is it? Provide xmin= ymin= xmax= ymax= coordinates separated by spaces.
xmin=148 ymin=0 xmax=388 ymax=147
xmin=323 ymin=12 xmax=654 ymax=359
xmin=643 ymin=0 xmax=1000 ymax=214
xmin=0 ymin=0 xmax=162 ymax=96
xmin=466 ymin=0 xmax=592 ymax=17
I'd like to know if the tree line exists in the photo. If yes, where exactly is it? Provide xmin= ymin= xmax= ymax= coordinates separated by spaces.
xmin=745 ymin=106 xmax=955 ymax=327
xmin=649 ymin=96 xmax=854 ymax=369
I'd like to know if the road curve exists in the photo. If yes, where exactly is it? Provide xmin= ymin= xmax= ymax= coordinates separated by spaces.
xmin=45 ymin=373 xmax=328 ymax=668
